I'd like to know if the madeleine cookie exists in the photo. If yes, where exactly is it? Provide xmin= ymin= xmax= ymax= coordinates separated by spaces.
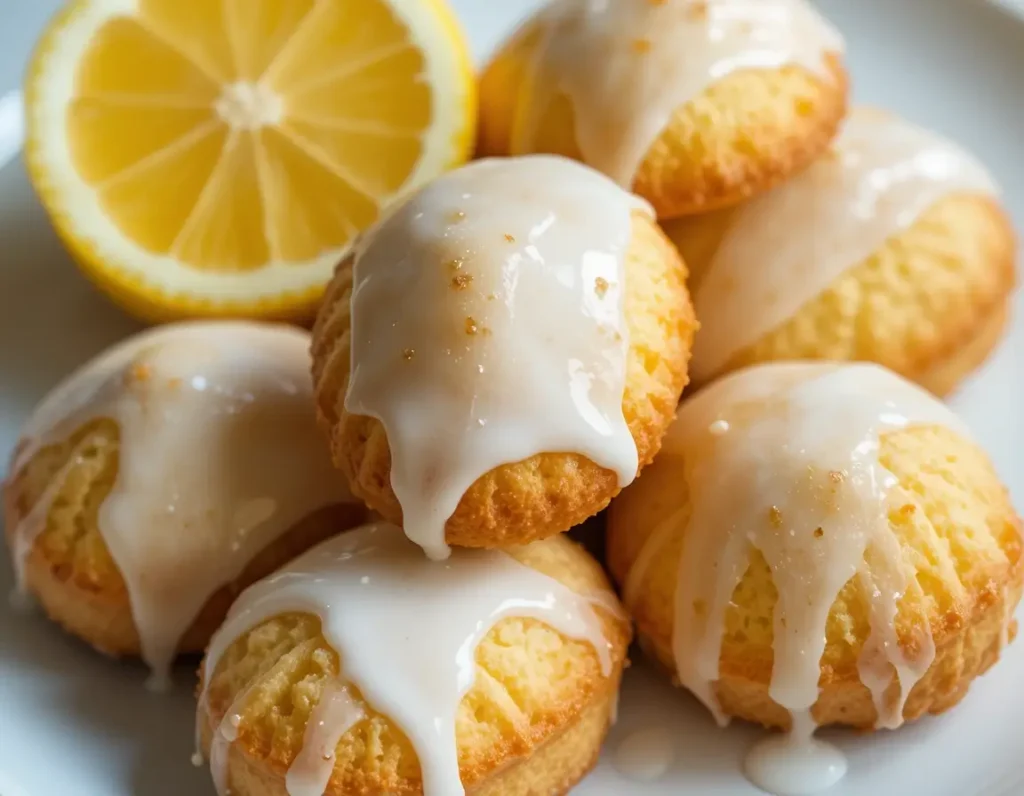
xmin=312 ymin=155 xmax=695 ymax=559
xmin=196 ymin=522 xmax=631 ymax=796
xmin=4 ymin=322 xmax=363 ymax=687
xmin=478 ymin=0 xmax=848 ymax=218
xmin=666 ymin=108 xmax=1015 ymax=393
xmin=608 ymin=362 xmax=1022 ymax=741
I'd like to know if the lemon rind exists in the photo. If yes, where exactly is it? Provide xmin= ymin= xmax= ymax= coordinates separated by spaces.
xmin=24 ymin=0 xmax=476 ymax=318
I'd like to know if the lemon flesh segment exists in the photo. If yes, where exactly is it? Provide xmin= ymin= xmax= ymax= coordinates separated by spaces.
xmin=26 ymin=0 xmax=475 ymax=319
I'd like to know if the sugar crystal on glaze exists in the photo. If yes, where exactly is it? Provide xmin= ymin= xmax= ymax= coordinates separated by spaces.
xmin=345 ymin=155 xmax=645 ymax=559
xmin=623 ymin=362 xmax=968 ymax=794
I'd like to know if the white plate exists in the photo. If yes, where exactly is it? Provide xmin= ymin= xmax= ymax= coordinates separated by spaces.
xmin=0 ymin=1 xmax=1021 ymax=794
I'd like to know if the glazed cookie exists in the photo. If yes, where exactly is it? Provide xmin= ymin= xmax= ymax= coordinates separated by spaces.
xmin=4 ymin=322 xmax=364 ymax=687
xmin=312 ymin=155 xmax=695 ymax=559
xmin=478 ymin=0 xmax=848 ymax=218
xmin=607 ymin=363 xmax=1022 ymax=757
xmin=666 ymin=108 xmax=1016 ymax=393
xmin=196 ymin=522 xmax=631 ymax=796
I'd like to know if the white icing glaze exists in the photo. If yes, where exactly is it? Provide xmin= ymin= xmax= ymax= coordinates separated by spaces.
xmin=200 ymin=522 xmax=618 ymax=796
xmin=209 ymin=684 xmax=253 ymax=795
xmin=744 ymin=710 xmax=847 ymax=796
xmin=688 ymin=109 xmax=1000 ymax=382
xmin=8 ymin=321 xmax=352 ymax=687
xmin=623 ymin=362 xmax=968 ymax=791
xmin=345 ymin=155 xmax=644 ymax=560
xmin=514 ymin=0 xmax=843 ymax=187
xmin=612 ymin=727 xmax=676 ymax=781
xmin=285 ymin=682 xmax=364 ymax=796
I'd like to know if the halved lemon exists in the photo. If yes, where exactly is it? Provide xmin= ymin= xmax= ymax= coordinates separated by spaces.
xmin=25 ymin=0 xmax=476 ymax=321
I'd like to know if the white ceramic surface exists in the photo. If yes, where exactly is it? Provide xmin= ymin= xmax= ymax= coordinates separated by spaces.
xmin=0 ymin=1 xmax=1021 ymax=795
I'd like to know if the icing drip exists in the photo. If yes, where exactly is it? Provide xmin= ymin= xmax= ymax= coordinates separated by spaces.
xmin=8 ymin=322 xmax=353 ymax=685
xmin=345 ymin=155 xmax=643 ymax=559
xmin=515 ymin=0 xmax=843 ymax=186
xmin=285 ymin=681 xmax=365 ymax=796
xmin=612 ymin=727 xmax=676 ymax=781
xmin=744 ymin=709 xmax=847 ymax=796
xmin=209 ymin=685 xmax=254 ymax=796
xmin=686 ymin=108 xmax=1000 ymax=382
xmin=624 ymin=362 xmax=967 ymax=792
xmin=200 ymin=522 xmax=617 ymax=796
xmin=667 ymin=363 xmax=963 ymax=722
xmin=855 ymin=536 xmax=937 ymax=730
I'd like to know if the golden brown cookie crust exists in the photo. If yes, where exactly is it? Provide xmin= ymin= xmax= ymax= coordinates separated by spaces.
xmin=3 ymin=420 xmax=366 ymax=658
xmin=607 ymin=425 xmax=1024 ymax=730
xmin=477 ymin=19 xmax=849 ymax=218
xmin=198 ymin=534 xmax=632 ymax=795
xmin=632 ymin=57 xmax=849 ymax=218
xmin=916 ymin=299 xmax=1011 ymax=397
xmin=311 ymin=211 xmax=695 ymax=548
xmin=200 ymin=676 xmax=618 ymax=796
xmin=671 ymin=194 xmax=1017 ymax=395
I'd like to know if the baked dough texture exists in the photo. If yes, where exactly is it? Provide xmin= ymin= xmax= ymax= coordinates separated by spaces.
xmin=311 ymin=211 xmax=696 ymax=548
xmin=608 ymin=423 xmax=1023 ymax=730
xmin=197 ymin=533 xmax=632 ymax=796
xmin=477 ymin=21 xmax=848 ymax=219
xmin=667 ymin=194 xmax=1016 ymax=394
xmin=3 ymin=419 xmax=365 ymax=658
